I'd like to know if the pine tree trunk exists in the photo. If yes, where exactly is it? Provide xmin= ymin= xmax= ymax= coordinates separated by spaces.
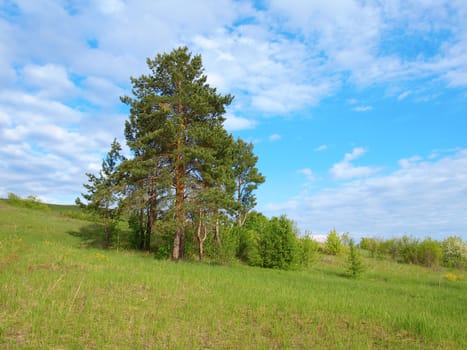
xmin=173 ymin=228 xmax=182 ymax=260
xmin=173 ymin=101 xmax=186 ymax=260
xmin=173 ymin=160 xmax=185 ymax=260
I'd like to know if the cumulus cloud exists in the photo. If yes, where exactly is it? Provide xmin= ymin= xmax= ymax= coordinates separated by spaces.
xmin=264 ymin=149 xmax=467 ymax=240
xmin=1 ymin=0 xmax=467 ymax=211
xmin=314 ymin=144 xmax=328 ymax=152
xmin=298 ymin=168 xmax=315 ymax=181
xmin=398 ymin=90 xmax=411 ymax=100
xmin=223 ymin=114 xmax=257 ymax=131
xmin=194 ymin=27 xmax=338 ymax=114
xmin=269 ymin=134 xmax=281 ymax=141
xmin=330 ymin=147 xmax=380 ymax=180
xmin=81 ymin=76 xmax=125 ymax=107
xmin=21 ymin=63 xmax=77 ymax=98
xmin=0 ymin=91 xmax=83 ymax=124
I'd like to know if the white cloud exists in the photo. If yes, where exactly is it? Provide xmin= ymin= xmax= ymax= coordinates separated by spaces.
xmin=98 ymin=0 xmax=125 ymax=15
xmin=444 ymin=70 xmax=467 ymax=87
xmin=1 ymin=0 xmax=467 ymax=212
xmin=398 ymin=156 xmax=422 ymax=169
xmin=398 ymin=90 xmax=411 ymax=100
xmin=194 ymin=27 xmax=338 ymax=114
xmin=82 ymin=76 xmax=124 ymax=107
xmin=269 ymin=134 xmax=281 ymax=141
xmin=263 ymin=199 xmax=298 ymax=213
xmin=267 ymin=0 xmax=467 ymax=89
xmin=353 ymin=105 xmax=373 ymax=112
xmin=0 ymin=91 xmax=83 ymax=124
xmin=330 ymin=147 xmax=380 ymax=180
xmin=298 ymin=168 xmax=314 ymax=181
xmin=21 ymin=64 xmax=77 ymax=98
xmin=265 ymin=149 xmax=467 ymax=240
xmin=314 ymin=144 xmax=328 ymax=152
xmin=223 ymin=114 xmax=257 ymax=131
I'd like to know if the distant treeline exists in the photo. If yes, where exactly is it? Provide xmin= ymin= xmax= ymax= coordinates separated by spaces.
xmin=359 ymin=235 xmax=466 ymax=269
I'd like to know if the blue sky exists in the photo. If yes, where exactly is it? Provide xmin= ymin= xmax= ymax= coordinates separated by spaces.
xmin=1 ymin=0 xmax=466 ymax=240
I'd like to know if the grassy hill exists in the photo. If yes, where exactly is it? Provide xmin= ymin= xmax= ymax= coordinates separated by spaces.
xmin=0 ymin=200 xmax=466 ymax=349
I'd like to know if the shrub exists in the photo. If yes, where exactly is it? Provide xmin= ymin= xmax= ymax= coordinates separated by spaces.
xmin=205 ymin=226 xmax=239 ymax=265
xmin=7 ymin=192 xmax=50 ymax=211
xmin=359 ymin=237 xmax=380 ymax=258
xmin=417 ymin=238 xmax=442 ymax=268
xmin=260 ymin=216 xmax=298 ymax=269
xmin=442 ymin=236 xmax=467 ymax=269
xmin=297 ymin=235 xmax=319 ymax=268
xmin=379 ymin=238 xmax=398 ymax=261
xmin=238 ymin=213 xmax=269 ymax=266
xmin=325 ymin=229 xmax=342 ymax=255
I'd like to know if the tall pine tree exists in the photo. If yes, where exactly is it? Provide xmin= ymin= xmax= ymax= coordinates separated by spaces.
xmin=121 ymin=47 xmax=234 ymax=260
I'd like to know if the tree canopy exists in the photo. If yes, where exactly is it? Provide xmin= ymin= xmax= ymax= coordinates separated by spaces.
xmin=79 ymin=47 xmax=265 ymax=261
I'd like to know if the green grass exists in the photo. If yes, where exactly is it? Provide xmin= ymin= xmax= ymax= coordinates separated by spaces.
xmin=1 ymin=200 xmax=466 ymax=349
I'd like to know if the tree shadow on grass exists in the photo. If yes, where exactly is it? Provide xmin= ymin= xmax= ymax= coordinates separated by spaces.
xmin=68 ymin=223 xmax=107 ymax=249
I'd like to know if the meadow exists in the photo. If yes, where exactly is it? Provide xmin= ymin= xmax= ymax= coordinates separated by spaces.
xmin=0 ymin=200 xmax=466 ymax=349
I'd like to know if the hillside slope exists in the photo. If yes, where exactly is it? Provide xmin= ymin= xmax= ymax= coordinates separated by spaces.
xmin=0 ymin=201 xmax=466 ymax=349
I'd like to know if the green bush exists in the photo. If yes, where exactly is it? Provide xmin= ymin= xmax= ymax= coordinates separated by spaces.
xmin=7 ymin=193 xmax=50 ymax=211
xmin=442 ymin=236 xmax=467 ymax=269
xmin=417 ymin=238 xmax=442 ymax=268
xmin=204 ymin=226 xmax=239 ymax=265
xmin=379 ymin=238 xmax=398 ymax=261
xmin=238 ymin=228 xmax=262 ymax=266
xmin=297 ymin=235 xmax=319 ymax=268
xmin=239 ymin=213 xmax=301 ymax=270
xmin=260 ymin=216 xmax=298 ymax=269
xmin=359 ymin=237 xmax=380 ymax=258
xmin=238 ymin=213 xmax=269 ymax=266
xmin=397 ymin=235 xmax=419 ymax=264
xmin=325 ymin=229 xmax=342 ymax=255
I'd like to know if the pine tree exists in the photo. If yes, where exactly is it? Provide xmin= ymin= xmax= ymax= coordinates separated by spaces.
xmin=347 ymin=238 xmax=364 ymax=278
xmin=77 ymin=139 xmax=124 ymax=248
xmin=232 ymin=138 xmax=265 ymax=227
xmin=120 ymin=47 xmax=234 ymax=260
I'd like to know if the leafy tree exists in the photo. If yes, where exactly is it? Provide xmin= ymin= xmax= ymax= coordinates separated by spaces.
xmin=341 ymin=232 xmax=351 ymax=247
xmin=359 ymin=237 xmax=380 ymax=258
xmin=297 ymin=233 xmax=319 ymax=268
xmin=396 ymin=235 xmax=419 ymax=264
xmin=76 ymin=139 xmax=124 ymax=248
xmin=379 ymin=238 xmax=399 ymax=261
xmin=325 ymin=229 xmax=342 ymax=255
xmin=259 ymin=215 xmax=298 ymax=269
xmin=417 ymin=238 xmax=442 ymax=268
xmin=238 ymin=212 xmax=268 ymax=266
xmin=442 ymin=236 xmax=467 ymax=269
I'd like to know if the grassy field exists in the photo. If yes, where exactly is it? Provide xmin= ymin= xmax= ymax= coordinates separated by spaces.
xmin=1 ymin=201 xmax=466 ymax=349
